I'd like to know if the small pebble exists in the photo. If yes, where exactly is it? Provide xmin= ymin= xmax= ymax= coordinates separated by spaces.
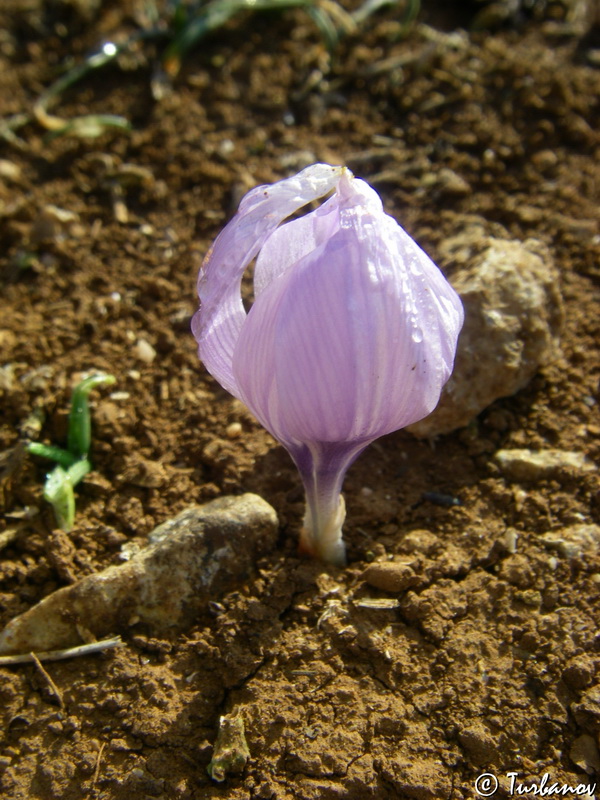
xmin=130 ymin=768 xmax=145 ymax=779
xmin=0 ymin=160 xmax=21 ymax=181
xmin=226 ymin=422 xmax=242 ymax=439
xmin=531 ymin=149 xmax=558 ymax=170
xmin=218 ymin=139 xmax=235 ymax=157
xmin=436 ymin=168 xmax=471 ymax=196
xmin=0 ymin=528 xmax=18 ymax=552
xmin=399 ymin=530 xmax=439 ymax=555
xmin=134 ymin=338 xmax=157 ymax=363
xmin=362 ymin=562 xmax=419 ymax=593
xmin=500 ymin=528 xmax=518 ymax=554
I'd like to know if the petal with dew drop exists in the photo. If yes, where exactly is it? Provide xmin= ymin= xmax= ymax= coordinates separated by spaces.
xmin=232 ymin=173 xmax=463 ymax=449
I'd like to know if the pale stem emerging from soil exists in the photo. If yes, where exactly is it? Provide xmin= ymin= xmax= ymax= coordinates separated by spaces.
xmin=300 ymin=480 xmax=347 ymax=566
xmin=295 ymin=441 xmax=369 ymax=565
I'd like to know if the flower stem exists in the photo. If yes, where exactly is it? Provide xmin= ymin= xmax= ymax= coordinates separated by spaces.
xmin=293 ymin=441 xmax=370 ymax=565
xmin=300 ymin=475 xmax=347 ymax=566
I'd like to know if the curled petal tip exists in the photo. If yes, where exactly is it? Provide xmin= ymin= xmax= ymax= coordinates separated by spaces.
xmin=192 ymin=163 xmax=346 ymax=398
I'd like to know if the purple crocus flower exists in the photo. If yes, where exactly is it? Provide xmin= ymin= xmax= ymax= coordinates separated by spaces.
xmin=192 ymin=164 xmax=463 ymax=565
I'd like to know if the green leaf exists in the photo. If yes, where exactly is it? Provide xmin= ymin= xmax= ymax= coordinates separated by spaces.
xmin=27 ymin=442 xmax=77 ymax=469
xmin=44 ymin=115 xmax=131 ymax=141
xmin=67 ymin=374 xmax=116 ymax=459
xmin=305 ymin=5 xmax=342 ymax=50
xmin=162 ymin=0 xmax=320 ymax=76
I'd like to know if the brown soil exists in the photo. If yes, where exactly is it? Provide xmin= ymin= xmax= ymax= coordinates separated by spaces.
xmin=1 ymin=1 xmax=599 ymax=798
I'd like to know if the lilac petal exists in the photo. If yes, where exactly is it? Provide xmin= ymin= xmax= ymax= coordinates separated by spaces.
xmin=231 ymin=173 xmax=463 ymax=449
xmin=191 ymin=164 xmax=343 ymax=397
xmin=253 ymin=192 xmax=340 ymax=298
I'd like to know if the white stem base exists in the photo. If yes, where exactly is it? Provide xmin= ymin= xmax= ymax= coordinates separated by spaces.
xmin=299 ymin=493 xmax=346 ymax=566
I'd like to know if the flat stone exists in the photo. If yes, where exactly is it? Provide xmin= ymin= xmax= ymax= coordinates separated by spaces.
xmin=397 ymin=530 xmax=440 ymax=556
xmin=117 ymin=456 xmax=168 ymax=488
xmin=570 ymin=734 xmax=600 ymax=775
xmin=540 ymin=524 xmax=600 ymax=559
xmin=362 ymin=562 xmax=420 ymax=593
xmin=0 ymin=493 xmax=278 ymax=654
xmin=409 ymin=232 xmax=563 ymax=437
xmin=494 ymin=448 xmax=596 ymax=481
xmin=458 ymin=723 xmax=499 ymax=766
xmin=562 ymin=657 xmax=595 ymax=690
xmin=381 ymin=758 xmax=452 ymax=800
xmin=437 ymin=167 xmax=471 ymax=196
xmin=572 ymin=686 xmax=600 ymax=733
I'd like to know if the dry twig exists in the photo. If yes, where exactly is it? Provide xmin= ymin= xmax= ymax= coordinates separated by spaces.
xmin=0 ymin=636 xmax=125 ymax=666
xmin=92 ymin=741 xmax=107 ymax=795
xmin=30 ymin=651 xmax=64 ymax=707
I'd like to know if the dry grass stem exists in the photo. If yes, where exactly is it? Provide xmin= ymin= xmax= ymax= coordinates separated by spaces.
xmin=30 ymin=651 xmax=64 ymax=707
xmin=0 ymin=636 xmax=125 ymax=666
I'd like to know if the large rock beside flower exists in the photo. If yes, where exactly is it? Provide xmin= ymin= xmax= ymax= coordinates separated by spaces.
xmin=494 ymin=448 xmax=596 ymax=481
xmin=0 ymin=494 xmax=278 ymax=654
xmin=408 ymin=232 xmax=564 ymax=437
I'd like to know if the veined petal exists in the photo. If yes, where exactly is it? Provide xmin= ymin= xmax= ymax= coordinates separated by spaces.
xmin=231 ymin=173 xmax=463 ymax=447
xmin=192 ymin=163 xmax=344 ymax=396
xmin=253 ymin=192 xmax=340 ymax=298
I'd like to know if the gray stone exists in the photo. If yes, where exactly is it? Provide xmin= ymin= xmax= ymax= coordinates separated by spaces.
xmin=540 ymin=523 xmax=600 ymax=559
xmin=570 ymin=734 xmax=600 ymax=775
xmin=494 ymin=448 xmax=596 ymax=481
xmin=0 ymin=493 xmax=278 ymax=654
xmin=572 ymin=686 xmax=600 ymax=733
xmin=408 ymin=232 xmax=563 ymax=437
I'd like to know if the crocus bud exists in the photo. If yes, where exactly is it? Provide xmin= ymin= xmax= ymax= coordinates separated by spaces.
xmin=192 ymin=164 xmax=463 ymax=565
